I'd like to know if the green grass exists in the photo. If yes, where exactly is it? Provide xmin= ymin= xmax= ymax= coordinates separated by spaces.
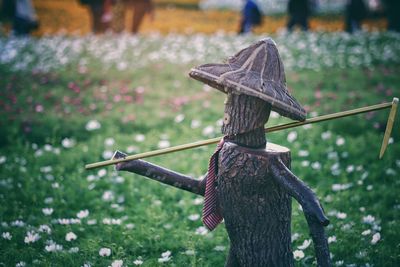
xmin=0 ymin=35 xmax=400 ymax=266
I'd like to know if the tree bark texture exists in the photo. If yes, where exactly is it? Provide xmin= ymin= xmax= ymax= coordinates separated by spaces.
xmin=116 ymin=159 xmax=206 ymax=196
xmin=117 ymin=141 xmax=331 ymax=266
xmin=217 ymin=142 xmax=293 ymax=267
xmin=222 ymin=93 xmax=271 ymax=141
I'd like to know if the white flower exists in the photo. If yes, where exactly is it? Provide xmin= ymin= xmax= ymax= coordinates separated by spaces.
xmin=11 ymin=220 xmax=25 ymax=227
xmin=332 ymin=183 xmax=352 ymax=192
xmin=396 ymin=159 xmax=400 ymax=168
xmin=293 ymin=249 xmax=305 ymax=260
xmin=44 ymin=197 xmax=54 ymax=204
xmin=104 ymin=138 xmax=115 ymax=146
xmin=385 ymin=168 xmax=396 ymax=176
xmin=371 ymin=232 xmax=381 ymax=244
xmin=164 ymin=223 xmax=172 ymax=229
xmin=102 ymin=218 xmax=122 ymax=225
xmin=45 ymin=241 xmax=63 ymax=252
xmin=188 ymin=214 xmax=200 ymax=221
xmin=109 ymin=260 xmax=123 ymax=267
xmin=77 ymin=209 xmax=89 ymax=219
xmin=346 ymin=165 xmax=355 ymax=173
xmin=65 ymin=232 xmax=77 ymax=241
xmin=102 ymin=190 xmax=115 ymax=201
xmin=291 ymin=233 xmax=300 ymax=242
xmin=15 ymin=261 xmax=26 ymax=267
xmin=153 ymin=199 xmax=162 ymax=206
xmin=336 ymin=212 xmax=347 ymax=219
xmin=158 ymin=251 xmax=172 ymax=263
xmin=297 ymin=239 xmax=311 ymax=250
xmin=2 ymin=232 xmax=12 ymax=240
xmin=24 ymin=231 xmax=40 ymax=244
xmin=301 ymin=160 xmax=310 ymax=167
xmin=126 ymin=145 xmax=138 ymax=153
xmin=213 ymin=245 xmax=226 ymax=251
xmin=321 ymin=131 xmax=331 ymax=140
xmin=158 ymin=140 xmax=170 ymax=149
xmin=133 ymin=259 xmax=143 ymax=265
xmin=328 ymin=236 xmax=337 ymax=243
xmin=40 ymin=166 xmax=53 ymax=173
xmin=0 ymin=156 xmax=6 ymax=164
xmin=327 ymin=151 xmax=339 ymax=160
xmin=195 ymin=226 xmax=209 ymax=235
xmin=215 ymin=118 xmax=224 ymax=126
xmin=39 ymin=225 xmax=52 ymax=234
xmin=298 ymin=150 xmax=309 ymax=157
xmin=99 ymin=247 xmax=111 ymax=257
xmin=174 ymin=114 xmax=185 ymax=123
xmin=311 ymin=161 xmax=321 ymax=170
xmin=97 ymin=168 xmax=107 ymax=177
xmin=87 ymin=219 xmax=97 ymax=225
xmin=335 ymin=260 xmax=344 ymax=266
xmin=191 ymin=119 xmax=201 ymax=129
xmin=62 ymin=138 xmax=75 ymax=148
xmin=202 ymin=125 xmax=215 ymax=136
xmin=336 ymin=136 xmax=345 ymax=146
xmin=85 ymin=120 xmax=101 ymax=131
xmin=361 ymin=229 xmax=371 ymax=236
xmin=193 ymin=197 xmax=203 ymax=205
xmin=134 ymin=134 xmax=145 ymax=142
xmin=103 ymin=150 xmax=114 ymax=159
xmin=126 ymin=223 xmax=135 ymax=229
xmin=161 ymin=251 xmax=171 ymax=258
xmin=184 ymin=249 xmax=195 ymax=255
xmin=362 ymin=215 xmax=375 ymax=224
xmin=287 ymin=131 xmax=297 ymax=143
xmin=69 ymin=247 xmax=79 ymax=253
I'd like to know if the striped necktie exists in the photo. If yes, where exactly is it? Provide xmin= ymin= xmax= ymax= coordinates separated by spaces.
xmin=202 ymin=137 xmax=225 ymax=231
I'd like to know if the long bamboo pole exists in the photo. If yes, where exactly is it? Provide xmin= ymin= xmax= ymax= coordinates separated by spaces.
xmin=85 ymin=99 xmax=397 ymax=170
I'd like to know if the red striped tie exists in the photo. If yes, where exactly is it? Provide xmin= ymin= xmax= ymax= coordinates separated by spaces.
xmin=202 ymin=138 xmax=225 ymax=231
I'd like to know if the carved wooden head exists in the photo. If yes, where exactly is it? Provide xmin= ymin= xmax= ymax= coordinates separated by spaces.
xmin=189 ymin=38 xmax=306 ymax=121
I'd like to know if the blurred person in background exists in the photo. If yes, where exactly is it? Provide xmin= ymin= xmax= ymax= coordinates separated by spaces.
xmin=121 ymin=0 xmax=154 ymax=34
xmin=345 ymin=0 xmax=367 ymax=33
xmin=1 ymin=0 xmax=39 ymax=36
xmin=287 ymin=0 xmax=310 ymax=32
xmin=79 ymin=0 xmax=110 ymax=34
xmin=110 ymin=0 xmax=125 ymax=33
xmin=383 ymin=0 xmax=400 ymax=32
xmin=238 ymin=0 xmax=263 ymax=34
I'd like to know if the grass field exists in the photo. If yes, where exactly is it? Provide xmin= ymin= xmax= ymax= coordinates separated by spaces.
xmin=1 ymin=11 xmax=400 ymax=267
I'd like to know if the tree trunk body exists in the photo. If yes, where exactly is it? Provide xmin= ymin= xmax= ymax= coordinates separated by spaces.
xmin=217 ymin=142 xmax=294 ymax=267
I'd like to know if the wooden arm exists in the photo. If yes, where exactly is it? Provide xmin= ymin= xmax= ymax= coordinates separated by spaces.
xmin=116 ymin=160 xmax=207 ymax=196
xmin=269 ymin=158 xmax=329 ymax=226
xmin=270 ymin=158 xmax=331 ymax=267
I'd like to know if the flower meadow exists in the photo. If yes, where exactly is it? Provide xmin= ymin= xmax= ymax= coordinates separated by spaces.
xmin=1 ymin=31 xmax=400 ymax=266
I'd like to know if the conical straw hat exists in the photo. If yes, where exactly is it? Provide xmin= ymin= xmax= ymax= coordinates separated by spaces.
xmin=189 ymin=38 xmax=306 ymax=121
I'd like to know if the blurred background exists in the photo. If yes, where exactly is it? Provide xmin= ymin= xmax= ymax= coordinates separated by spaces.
xmin=0 ymin=0 xmax=398 ymax=35
xmin=1 ymin=1 xmax=399 ymax=267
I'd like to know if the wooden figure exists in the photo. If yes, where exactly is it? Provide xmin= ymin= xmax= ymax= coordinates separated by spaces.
xmin=115 ymin=38 xmax=331 ymax=266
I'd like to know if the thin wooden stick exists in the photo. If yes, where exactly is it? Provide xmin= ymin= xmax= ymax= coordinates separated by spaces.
xmin=85 ymin=100 xmax=395 ymax=170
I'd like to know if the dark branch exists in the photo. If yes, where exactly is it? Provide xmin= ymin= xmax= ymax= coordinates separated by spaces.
xmin=270 ymin=158 xmax=331 ymax=267
xmin=116 ymin=160 xmax=206 ymax=196
xmin=305 ymin=213 xmax=332 ymax=267
xmin=269 ymin=158 xmax=329 ymax=226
